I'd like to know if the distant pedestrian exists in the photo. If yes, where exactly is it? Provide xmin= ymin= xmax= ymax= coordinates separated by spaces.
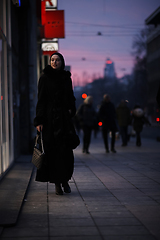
xmin=76 ymin=96 xmax=96 ymax=154
xmin=34 ymin=52 xmax=77 ymax=195
xmin=98 ymin=94 xmax=118 ymax=153
xmin=116 ymin=100 xmax=131 ymax=146
xmin=132 ymin=104 xmax=151 ymax=146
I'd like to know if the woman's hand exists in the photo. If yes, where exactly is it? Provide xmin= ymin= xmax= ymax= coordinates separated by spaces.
xmin=36 ymin=125 xmax=43 ymax=132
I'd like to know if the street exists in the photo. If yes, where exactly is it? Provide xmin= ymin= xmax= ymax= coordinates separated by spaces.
xmin=0 ymin=133 xmax=160 ymax=240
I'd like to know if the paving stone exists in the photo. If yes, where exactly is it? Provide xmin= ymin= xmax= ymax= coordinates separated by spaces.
xmin=94 ymin=217 xmax=142 ymax=226
xmin=103 ymin=235 xmax=156 ymax=240
xmin=110 ymin=189 xmax=148 ymax=197
xmin=90 ymin=210 xmax=134 ymax=218
xmin=0 ymin=238 xmax=48 ymax=240
xmin=50 ymin=237 xmax=102 ymax=240
xmin=86 ymin=204 xmax=127 ymax=212
xmin=48 ymin=200 xmax=86 ymax=209
xmin=1 ymin=227 xmax=48 ymax=238
xmin=48 ymin=205 xmax=90 ymax=218
xmin=126 ymin=205 xmax=160 ymax=239
xmin=120 ymin=198 xmax=159 ymax=206
xmin=99 ymin=226 xmax=150 ymax=236
xmin=79 ymin=189 xmax=113 ymax=198
xmin=84 ymin=198 xmax=122 ymax=205
xmin=21 ymin=202 xmax=47 ymax=214
xmin=16 ymin=213 xmax=48 ymax=228
xmin=49 ymin=226 xmax=99 ymax=236
xmin=25 ymin=192 xmax=47 ymax=202
xmin=49 ymin=217 xmax=94 ymax=227
xmin=140 ymin=188 xmax=160 ymax=195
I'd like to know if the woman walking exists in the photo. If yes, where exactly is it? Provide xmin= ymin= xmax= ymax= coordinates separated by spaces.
xmin=34 ymin=52 xmax=76 ymax=195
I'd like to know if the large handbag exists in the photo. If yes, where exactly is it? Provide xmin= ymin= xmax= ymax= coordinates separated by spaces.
xmin=32 ymin=131 xmax=45 ymax=169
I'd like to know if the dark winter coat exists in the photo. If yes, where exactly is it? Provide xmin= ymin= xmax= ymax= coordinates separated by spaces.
xmin=156 ymin=85 xmax=160 ymax=108
xmin=116 ymin=102 xmax=131 ymax=127
xmin=98 ymin=101 xmax=118 ymax=131
xmin=132 ymin=108 xmax=150 ymax=132
xmin=34 ymin=65 xmax=76 ymax=183
xmin=76 ymin=103 xmax=96 ymax=128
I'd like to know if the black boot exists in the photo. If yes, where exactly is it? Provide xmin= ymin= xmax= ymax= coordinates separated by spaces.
xmin=111 ymin=148 xmax=116 ymax=153
xmin=55 ymin=183 xmax=63 ymax=195
xmin=62 ymin=182 xmax=71 ymax=193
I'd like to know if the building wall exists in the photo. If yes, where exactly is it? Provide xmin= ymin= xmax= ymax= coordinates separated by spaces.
xmin=104 ymin=59 xmax=116 ymax=79
xmin=147 ymin=29 xmax=160 ymax=118
xmin=0 ymin=0 xmax=38 ymax=178
xmin=11 ymin=0 xmax=38 ymax=155
xmin=0 ymin=0 xmax=14 ymax=177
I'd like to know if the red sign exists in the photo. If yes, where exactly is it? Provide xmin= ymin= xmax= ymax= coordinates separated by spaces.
xmin=47 ymin=0 xmax=54 ymax=6
xmin=43 ymin=51 xmax=57 ymax=56
xmin=44 ymin=10 xmax=65 ymax=38
xmin=41 ymin=0 xmax=46 ymax=25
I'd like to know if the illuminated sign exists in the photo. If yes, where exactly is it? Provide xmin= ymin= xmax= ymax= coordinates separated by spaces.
xmin=44 ymin=10 xmax=65 ymax=38
xmin=106 ymin=60 xmax=112 ymax=64
xmin=45 ymin=0 xmax=57 ymax=9
xmin=42 ymin=42 xmax=58 ymax=51
xmin=41 ymin=40 xmax=58 ymax=55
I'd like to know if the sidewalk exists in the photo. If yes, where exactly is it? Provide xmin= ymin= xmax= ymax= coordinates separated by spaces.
xmin=0 ymin=134 xmax=160 ymax=240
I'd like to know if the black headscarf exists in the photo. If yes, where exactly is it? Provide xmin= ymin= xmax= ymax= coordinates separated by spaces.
xmin=50 ymin=52 xmax=65 ymax=70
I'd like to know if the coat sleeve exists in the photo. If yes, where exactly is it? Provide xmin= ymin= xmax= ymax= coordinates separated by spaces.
xmin=66 ymin=72 xmax=76 ymax=117
xmin=98 ymin=104 xmax=105 ymax=121
xmin=76 ymin=104 xmax=83 ymax=121
xmin=34 ymin=75 xmax=47 ymax=127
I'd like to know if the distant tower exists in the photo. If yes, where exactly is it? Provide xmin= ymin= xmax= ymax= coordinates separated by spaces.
xmin=104 ymin=58 xmax=116 ymax=78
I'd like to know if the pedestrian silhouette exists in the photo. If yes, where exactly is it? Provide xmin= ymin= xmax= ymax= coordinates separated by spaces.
xmin=131 ymin=104 xmax=151 ymax=147
xmin=116 ymin=100 xmax=131 ymax=146
xmin=98 ymin=94 xmax=118 ymax=153
xmin=76 ymin=96 xmax=96 ymax=154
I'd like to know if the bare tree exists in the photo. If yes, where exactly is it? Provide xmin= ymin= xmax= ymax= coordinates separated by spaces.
xmin=132 ymin=27 xmax=152 ymax=60
xmin=131 ymin=27 xmax=153 ymax=108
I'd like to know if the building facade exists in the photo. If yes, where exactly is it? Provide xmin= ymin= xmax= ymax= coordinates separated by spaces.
xmin=0 ymin=0 xmax=38 ymax=178
xmin=145 ymin=7 xmax=160 ymax=122
xmin=104 ymin=58 xmax=116 ymax=79
xmin=0 ymin=0 xmax=14 ymax=177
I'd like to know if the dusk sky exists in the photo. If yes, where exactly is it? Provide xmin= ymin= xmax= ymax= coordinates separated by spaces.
xmin=58 ymin=0 xmax=160 ymax=86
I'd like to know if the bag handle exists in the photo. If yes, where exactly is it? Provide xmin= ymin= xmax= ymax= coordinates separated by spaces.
xmin=35 ymin=131 xmax=45 ymax=154
xmin=40 ymin=132 xmax=45 ymax=154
